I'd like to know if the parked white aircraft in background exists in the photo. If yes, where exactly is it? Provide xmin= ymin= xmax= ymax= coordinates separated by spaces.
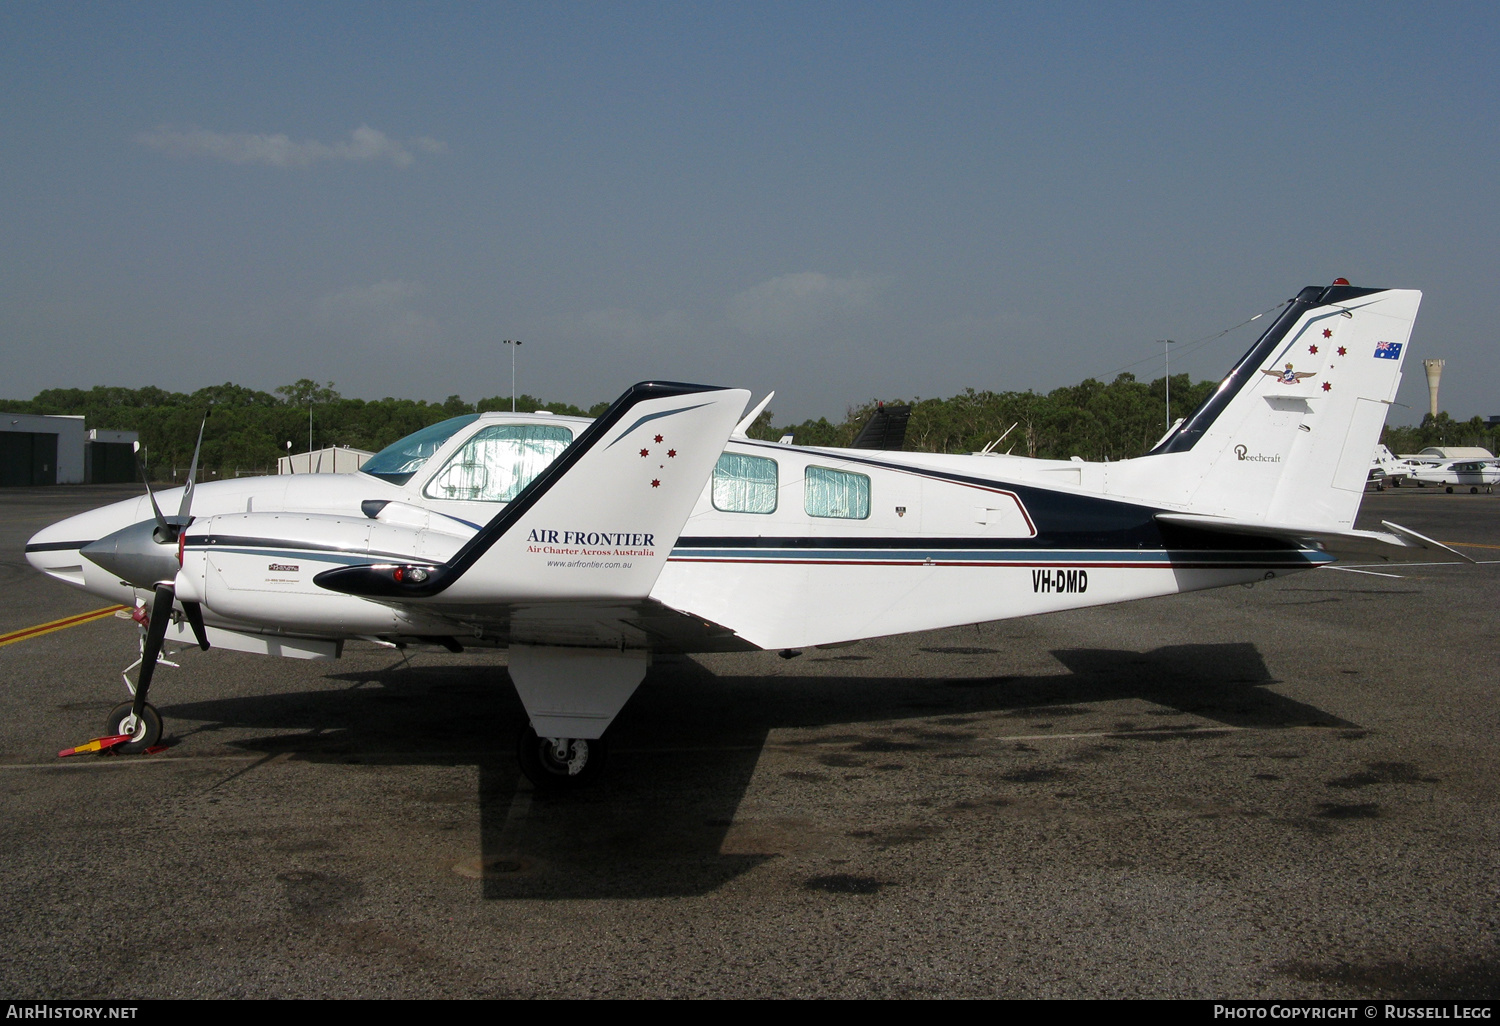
xmin=26 ymin=280 xmax=1470 ymax=787
xmin=1409 ymin=459 xmax=1500 ymax=493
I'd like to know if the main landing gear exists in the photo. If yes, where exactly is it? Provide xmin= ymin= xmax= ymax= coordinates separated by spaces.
xmin=505 ymin=643 xmax=647 ymax=790
xmin=516 ymin=726 xmax=607 ymax=789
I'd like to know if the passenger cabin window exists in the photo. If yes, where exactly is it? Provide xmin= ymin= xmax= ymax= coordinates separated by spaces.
xmin=804 ymin=466 xmax=870 ymax=519
xmin=423 ymin=424 xmax=574 ymax=502
xmin=712 ymin=453 xmax=778 ymax=514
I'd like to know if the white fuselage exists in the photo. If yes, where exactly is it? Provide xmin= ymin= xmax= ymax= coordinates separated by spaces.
xmin=1408 ymin=460 xmax=1500 ymax=490
xmin=26 ymin=411 xmax=1326 ymax=653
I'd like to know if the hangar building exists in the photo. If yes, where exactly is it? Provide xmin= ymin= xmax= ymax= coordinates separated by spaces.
xmin=277 ymin=445 xmax=373 ymax=475
xmin=1 ymin=413 xmax=138 ymax=486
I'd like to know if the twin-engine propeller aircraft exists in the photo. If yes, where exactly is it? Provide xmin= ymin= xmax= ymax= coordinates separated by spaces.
xmin=26 ymin=280 xmax=1470 ymax=786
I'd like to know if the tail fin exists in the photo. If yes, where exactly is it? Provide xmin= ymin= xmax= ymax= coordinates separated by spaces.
xmin=316 ymin=382 xmax=749 ymax=603
xmin=1145 ymin=283 xmax=1421 ymax=530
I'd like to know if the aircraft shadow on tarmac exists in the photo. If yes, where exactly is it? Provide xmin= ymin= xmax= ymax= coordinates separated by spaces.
xmin=164 ymin=642 xmax=1349 ymax=900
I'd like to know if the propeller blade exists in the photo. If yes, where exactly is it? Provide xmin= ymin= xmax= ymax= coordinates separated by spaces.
xmin=132 ymin=442 xmax=169 ymax=535
xmin=182 ymin=600 xmax=210 ymax=651
xmin=177 ymin=410 xmax=211 ymax=521
xmin=131 ymin=583 xmax=176 ymax=718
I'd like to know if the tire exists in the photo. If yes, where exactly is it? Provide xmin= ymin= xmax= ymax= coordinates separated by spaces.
xmin=1446 ymin=486 xmax=1454 ymax=493
xmin=516 ymin=726 xmax=606 ymax=789
xmin=1471 ymin=486 xmax=1479 ymax=494
xmin=105 ymin=702 xmax=162 ymax=754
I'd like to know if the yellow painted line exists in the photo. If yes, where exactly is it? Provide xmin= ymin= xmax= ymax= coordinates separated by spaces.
xmin=0 ymin=606 xmax=126 ymax=648
xmin=1445 ymin=540 xmax=1500 ymax=551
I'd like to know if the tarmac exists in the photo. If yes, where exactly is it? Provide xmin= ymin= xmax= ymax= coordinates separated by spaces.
xmin=0 ymin=483 xmax=1496 ymax=998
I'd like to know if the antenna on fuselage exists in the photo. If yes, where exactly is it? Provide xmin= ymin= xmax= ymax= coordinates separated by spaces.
xmin=980 ymin=422 xmax=1018 ymax=455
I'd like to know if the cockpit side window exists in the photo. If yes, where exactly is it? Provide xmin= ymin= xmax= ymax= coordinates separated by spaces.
xmin=360 ymin=415 xmax=479 ymax=486
xmin=422 ymin=424 xmax=575 ymax=502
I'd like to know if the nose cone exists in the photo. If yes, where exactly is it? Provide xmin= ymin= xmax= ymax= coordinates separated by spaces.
xmin=79 ymin=520 xmax=181 ymax=588
xmin=25 ymin=522 xmax=81 ymax=580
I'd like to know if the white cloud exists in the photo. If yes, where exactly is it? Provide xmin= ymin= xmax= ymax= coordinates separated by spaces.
xmin=136 ymin=124 xmax=444 ymax=168
xmin=727 ymin=272 xmax=888 ymax=336
xmin=314 ymin=280 xmax=440 ymax=347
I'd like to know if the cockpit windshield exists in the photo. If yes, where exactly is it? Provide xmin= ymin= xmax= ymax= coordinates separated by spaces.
xmin=359 ymin=414 xmax=479 ymax=486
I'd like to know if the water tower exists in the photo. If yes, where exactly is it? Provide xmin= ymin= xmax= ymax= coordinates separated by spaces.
xmin=1422 ymin=359 xmax=1445 ymax=419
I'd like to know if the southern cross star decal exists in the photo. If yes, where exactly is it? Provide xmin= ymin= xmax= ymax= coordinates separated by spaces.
xmin=1322 ymin=381 xmax=1332 ymax=391
xmin=1323 ymin=328 xmax=1333 ymax=338
xmin=1337 ymin=346 xmax=1347 ymax=356
xmin=1309 ymin=344 xmax=1319 ymax=354
xmin=647 ymin=435 xmax=678 ymax=487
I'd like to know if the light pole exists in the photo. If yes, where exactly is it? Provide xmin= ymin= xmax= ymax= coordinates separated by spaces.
xmin=1161 ymin=339 xmax=1176 ymax=433
xmin=503 ymin=339 xmax=522 ymax=412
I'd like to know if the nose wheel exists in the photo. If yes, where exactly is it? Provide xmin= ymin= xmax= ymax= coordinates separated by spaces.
xmin=105 ymin=702 xmax=162 ymax=754
xmin=516 ymin=726 xmax=606 ymax=789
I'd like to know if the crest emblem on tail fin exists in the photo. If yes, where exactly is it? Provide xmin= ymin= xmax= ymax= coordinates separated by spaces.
xmin=1262 ymin=363 xmax=1316 ymax=384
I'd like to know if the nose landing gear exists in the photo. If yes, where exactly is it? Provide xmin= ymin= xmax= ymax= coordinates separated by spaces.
xmin=104 ymin=701 xmax=162 ymax=754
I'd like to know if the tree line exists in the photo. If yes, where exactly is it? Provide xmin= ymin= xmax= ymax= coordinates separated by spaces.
xmin=1 ymin=380 xmax=610 ymax=482
xmin=3 ymin=375 xmax=1492 ymax=482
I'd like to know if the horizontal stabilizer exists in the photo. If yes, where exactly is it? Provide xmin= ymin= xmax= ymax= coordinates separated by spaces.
xmin=1155 ymin=512 xmax=1476 ymax=565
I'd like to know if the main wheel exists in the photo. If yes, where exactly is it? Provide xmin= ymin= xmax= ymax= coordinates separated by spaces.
xmin=1446 ymin=485 xmax=1454 ymax=493
xmin=105 ymin=702 xmax=162 ymax=754
xmin=516 ymin=726 xmax=606 ymax=789
xmin=1471 ymin=486 xmax=1479 ymax=493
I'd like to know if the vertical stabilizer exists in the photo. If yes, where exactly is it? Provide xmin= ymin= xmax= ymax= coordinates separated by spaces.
xmin=1143 ymin=283 xmax=1421 ymax=529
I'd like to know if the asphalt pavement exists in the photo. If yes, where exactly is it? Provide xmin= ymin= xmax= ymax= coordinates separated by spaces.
xmin=0 ymin=484 xmax=1496 ymax=998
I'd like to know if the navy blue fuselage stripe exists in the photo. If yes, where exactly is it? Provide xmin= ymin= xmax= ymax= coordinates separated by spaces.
xmin=25 ymin=540 xmax=93 ymax=553
xmin=184 ymin=535 xmax=435 ymax=563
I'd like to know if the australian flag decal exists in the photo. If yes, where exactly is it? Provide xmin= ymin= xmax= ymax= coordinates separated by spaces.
xmin=1373 ymin=340 xmax=1403 ymax=360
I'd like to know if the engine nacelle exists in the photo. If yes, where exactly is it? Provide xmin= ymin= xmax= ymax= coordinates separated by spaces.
xmin=178 ymin=511 xmax=470 ymax=635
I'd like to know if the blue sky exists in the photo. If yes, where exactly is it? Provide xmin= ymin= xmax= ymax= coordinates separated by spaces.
xmin=2 ymin=2 xmax=1496 ymax=424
